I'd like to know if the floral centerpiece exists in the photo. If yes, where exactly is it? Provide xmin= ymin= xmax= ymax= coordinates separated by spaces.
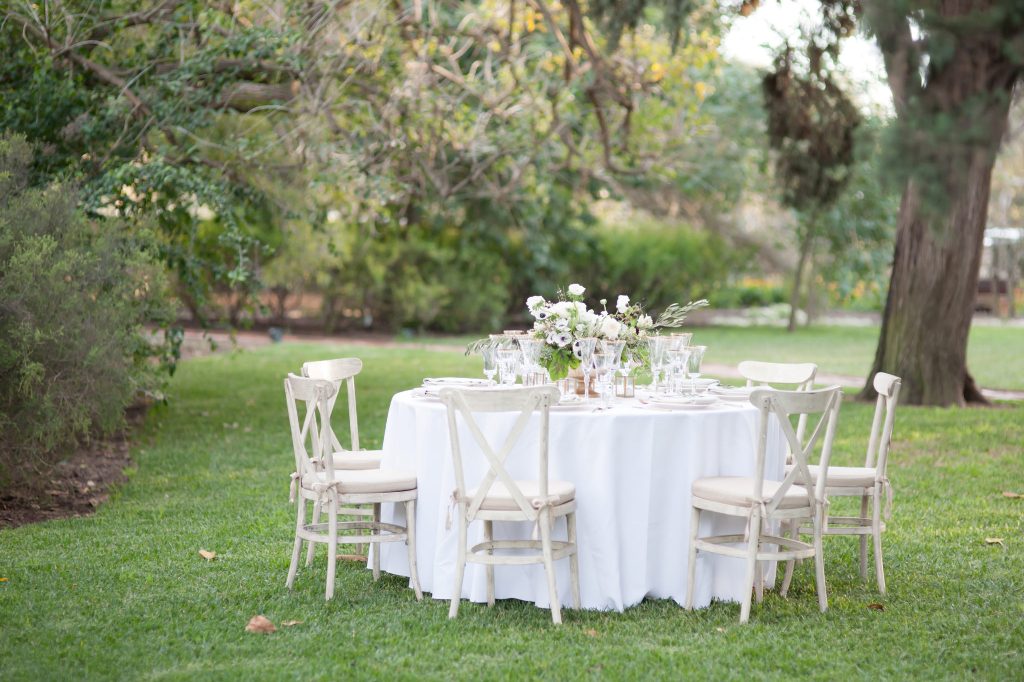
xmin=525 ymin=283 xmax=708 ymax=380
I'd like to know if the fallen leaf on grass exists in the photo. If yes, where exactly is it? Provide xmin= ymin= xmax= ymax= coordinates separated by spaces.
xmin=245 ymin=615 xmax=276 ymax=634
xmin=585 ymin=629 xmax=599 ymax=638
xmin=1002 ymin=491 xmax=1022 ymax=499
xmin=716 ymin=627 xmax=726 ymax=632
xmin=281 ymin=620 xmax=303 ymax=627
xmin=198 ymin=549 xmax=217 ymax=561
xmin=337 ymin=554 xmax=369 ymax=562
xmin=867 ymin=603 xmax=885 ymax=611
xmin=984 ymin=538 xmax=1004 ymax=546
xmin=0 ymin=577 xmax=8 ymax=582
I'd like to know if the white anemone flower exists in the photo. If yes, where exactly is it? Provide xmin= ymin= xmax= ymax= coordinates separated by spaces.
xmin=616 ymin=295 xmax=630 ymax=313
xmin=567 ymin=283 xmax=585 ymax=296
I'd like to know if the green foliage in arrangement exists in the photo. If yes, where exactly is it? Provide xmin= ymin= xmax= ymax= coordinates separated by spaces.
xmin=0 ymin=135 xmax=175 ymax=484
xmin=0 ymin=342 xmax=1022 ymax=678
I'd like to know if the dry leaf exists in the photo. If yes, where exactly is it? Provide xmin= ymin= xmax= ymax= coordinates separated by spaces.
xmin=245 ymin=615 xmax=276 ymax=634
xmin=716 ymin=627 xmax=726 ymax=632
xmin=1002 ymin=491 xmax=1022 ymax=499
xmin=337 ymin=554 xmax=368 ymax=562
xmin=198 ymin=549 xmax=217 ymax=561
xmin=585 ymin=628 xmax=599 ymax=638
xmin=985 ymin=537 xmax=1005 ymax=546
xmin=0 ymin=577 xmax=8 ymax=582
xmin=867 ymin=603 xmax=885 ymax=611
xmin=281 ymin=620 xmax=303 ymax=627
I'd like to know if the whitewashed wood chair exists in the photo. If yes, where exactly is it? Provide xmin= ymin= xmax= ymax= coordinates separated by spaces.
xmin=301 ymin=358 xmax=383 ymax=567
xmin=781 ymin=372 xmax=902 ymax=595
xmin=685 ymin=385 xmax=842 ymax=623
xmin=284 ymin=374 xmax=422 ymax=601
xmin=738 ymin=360 xmax=818 ymax=462
xmin=439 ymin=385 xmax=580 ymax=625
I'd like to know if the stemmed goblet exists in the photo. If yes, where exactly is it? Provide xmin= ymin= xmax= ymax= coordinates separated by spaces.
xmin=574 ymin=337 xmax=599 ymax=402
xmin=647 ymin=335 xmax=671 ymax=394
xmin=592 ymin=351 xmax=616 ymax=408
xmin=481 ymin=343 xmax=498 ymax=383
xmin=686 ymin=345 xmax=707 ymax=397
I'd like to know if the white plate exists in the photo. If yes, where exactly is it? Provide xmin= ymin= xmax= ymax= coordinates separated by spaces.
xmin=710 ymin=385 xmax=755 ymax=401
xmin=640 ymin=400 xmax=720 ymax=411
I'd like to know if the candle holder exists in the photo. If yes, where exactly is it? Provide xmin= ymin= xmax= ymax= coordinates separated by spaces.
xmin=615 ymin=374 xmax=636 ymax=398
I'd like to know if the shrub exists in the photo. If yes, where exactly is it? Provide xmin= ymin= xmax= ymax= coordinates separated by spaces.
xmin=0 ymin=135 xmax=175 ymax=486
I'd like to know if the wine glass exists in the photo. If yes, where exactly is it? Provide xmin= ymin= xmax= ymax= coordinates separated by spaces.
xmin=574 ymin=337 xmax=598 ymax=402
xmin=666 ymin=346 xmax=691 ymax=396
xmin=647 ymin=336 xmax=670 ymax=394
xmin=592 ymin=351 xmax=616 ymax=408
xmin=481 ymin=343 xmax=498 ymax=383
xmin=686 ymin=345 xmax=707 ymax=396
xmin=496 ymin=348 xmax=518 ymax=385
xmin=518 ymin=337 xmax=546 ymax=385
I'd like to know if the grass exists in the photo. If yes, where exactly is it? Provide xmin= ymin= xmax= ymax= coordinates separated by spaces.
xmin=408 ymin=324 xmax=1024 ymax=390
xmin=1 ymin=341 xmax=1023 ymax=680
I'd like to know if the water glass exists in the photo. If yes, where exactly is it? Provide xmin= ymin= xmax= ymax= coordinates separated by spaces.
xmin=481 ymin=343 xmax=497 ymax=383
xmin=574 ymin=337 xmax=599 ymax=401
xmin=686 ymin=345 xmax=707 ymax=396
xmin=496 ymin=348 xmax=518 ymax=385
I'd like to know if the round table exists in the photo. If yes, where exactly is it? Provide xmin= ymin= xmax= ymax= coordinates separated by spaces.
xmin=376 ymin=389 xmax=785 ymax=611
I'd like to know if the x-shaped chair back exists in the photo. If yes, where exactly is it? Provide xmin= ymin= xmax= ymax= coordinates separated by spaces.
xmin=284 ymin=374 xmax=338 ymax=481
xmin=302 ymin=358 xmax=364 ymax=453
xmin=440 ymin=386 xmax=560 ymax=522
xmin=739 ymin=361 xmax=819 ymax=462
xmin=749 ymin=386 xmax=842 ymax=514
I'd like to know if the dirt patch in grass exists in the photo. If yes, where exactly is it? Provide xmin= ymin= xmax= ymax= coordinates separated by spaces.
xmin=0 ymin=423 xmax=136 ymax=529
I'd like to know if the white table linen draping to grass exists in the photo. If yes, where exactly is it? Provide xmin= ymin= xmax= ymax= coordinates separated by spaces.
xmin=377 ymin=390 xmax=786 ymax=612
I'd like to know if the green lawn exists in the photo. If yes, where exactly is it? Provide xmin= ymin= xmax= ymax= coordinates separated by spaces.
xmin=411 ymin=324 xmax=1024 ymax=390
xmin=2 ymin=343 xmax=1023 ymax=679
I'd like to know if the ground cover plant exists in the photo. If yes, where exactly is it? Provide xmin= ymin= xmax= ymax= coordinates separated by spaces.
xmin=1 ymin=341 xmax=1022 ymax=679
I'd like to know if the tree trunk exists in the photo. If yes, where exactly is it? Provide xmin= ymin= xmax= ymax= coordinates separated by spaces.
xmin=788 ymin=231 xmax=814 ymax=332
xmin=861 ymin=159 xmax=999 ymax=405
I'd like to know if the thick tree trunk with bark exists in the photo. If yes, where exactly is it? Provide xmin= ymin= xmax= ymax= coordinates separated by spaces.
xmin=862 ymin=165 xmax=998 ymax=405
xmin=860 ymin=1 xmax=1020 ymax=406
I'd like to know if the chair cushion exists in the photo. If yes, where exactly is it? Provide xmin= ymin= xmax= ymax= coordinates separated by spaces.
xmin=303 ymin=468 xmax=416 ymax=494
xmin=330 ymin=450 xmax=383 ymax=470
xmin=463 ymin=480 xmax=575 ymax=511
xmin=692 ymin=476 xmax=811 ymax=509
xmin=784 ymin=464 xmax=877 ymax=488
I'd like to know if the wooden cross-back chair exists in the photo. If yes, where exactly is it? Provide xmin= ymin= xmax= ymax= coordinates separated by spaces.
xmin=685 ymin=385 xmax=842 ymax=623
xmin=738 ymin=360 xmax=818 ymax=463
xmin=439 ymin=385 xmax=580 ymax=625
xmin=782 ymin=372 xmax=902 ymax=595
xmin=284 ymin=374 xmax=422 ymax=601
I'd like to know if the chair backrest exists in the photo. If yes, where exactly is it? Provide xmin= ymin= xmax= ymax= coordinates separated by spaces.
xmin=439 ymin=386 xmax=560 ymax=521
xmin=284 ymin=373 xmax=338 ymax=480
xmin=302 ymin=358 xmax=364 ymax=452
xmin=866 ymin=372 xmax=902 ymax=476
xmin=749 ymin=386 xmax=842 ymax=514
xmin=739 ymin=360 xmax=818 ymax=459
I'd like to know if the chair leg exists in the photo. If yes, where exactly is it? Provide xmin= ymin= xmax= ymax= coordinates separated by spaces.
xmin=448 ymin=508 xmax=467 ymax=619
xmin=739 ymin=514 xmax=761 ymax=624
xmin=780 ymin=519 xmax=798 ymax=597
xmin=812 ymin=508 xmax=828 ymax=613
xmin=873 ymin=485 xmax=886 ymax=595
xmin=859 ymin=493 xmax=870 ymax=580
xmin=306 ymin=499 xmax=321 ymax=567
xmin=372 ymin=503 xmax=381 ymax=581
xmin=567 ymin=512 xmax=581 ymax=610
xmin=754 ymin=518 xmax=766 ymax=604
xmin=483 ymin=520 xmax=495 ymax=607
xmin=326 ymin=494 xmax=338 ymax=601
xmin=286 ymin=498 xmax=305 ymax=589
xmin=404 ymin=499 xmax=423 ymax=601
xmin=685 ymin=505 xmax=700 ymax=610
xmin=539 ymin=508 xmax=563 ymax=625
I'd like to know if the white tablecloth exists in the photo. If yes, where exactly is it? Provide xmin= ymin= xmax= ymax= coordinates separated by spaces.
xmin=377 ymin=390 xmax=785 ymax=611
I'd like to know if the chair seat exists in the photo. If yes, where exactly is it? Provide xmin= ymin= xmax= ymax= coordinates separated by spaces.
xmin=785 ymin=464 xmax=877 ymax=488
xmin=303 ymin=468 xmax=417 ymax=494
xmin=464 ymin=480 xmax=575 ymax=511
xmin=331 ymin=450 xmax=383 ymax=470
xmin=692 ymin=476 xmax=811 ymax=510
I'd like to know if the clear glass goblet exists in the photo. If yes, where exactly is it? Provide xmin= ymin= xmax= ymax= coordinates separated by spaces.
xmin=574 ymin=337 xmax=599 ymax=402
xmin=686 ymin=345 xmax=707 ymax=396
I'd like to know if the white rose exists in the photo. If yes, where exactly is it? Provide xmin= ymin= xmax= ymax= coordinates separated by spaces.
xmin=567 ymin=283 xmax=585 ymax=296
xmin=616 ymin=295 xmax=630 ymax=313
xmin=526 ymin=295 xmax=545 ymax=311
xmin=638 ymin=314 xmax=654 ymax=329
xmin=600 ymin=316 xmax=621 ymax=339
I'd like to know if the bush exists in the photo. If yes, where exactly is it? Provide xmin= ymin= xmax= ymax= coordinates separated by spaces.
xmin=0 ymin=135 xmax=175 ymax=486
xmin=571 ymin=217 xmax=748 ymax=312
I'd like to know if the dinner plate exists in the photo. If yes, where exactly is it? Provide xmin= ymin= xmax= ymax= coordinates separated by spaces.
xmin=710 ymin=385 xmax=755 ymax=402
xmin=640 ymin=395 xmax=721 ymax=410
xmin=422 ymin=377 xmax=493 ymax=387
